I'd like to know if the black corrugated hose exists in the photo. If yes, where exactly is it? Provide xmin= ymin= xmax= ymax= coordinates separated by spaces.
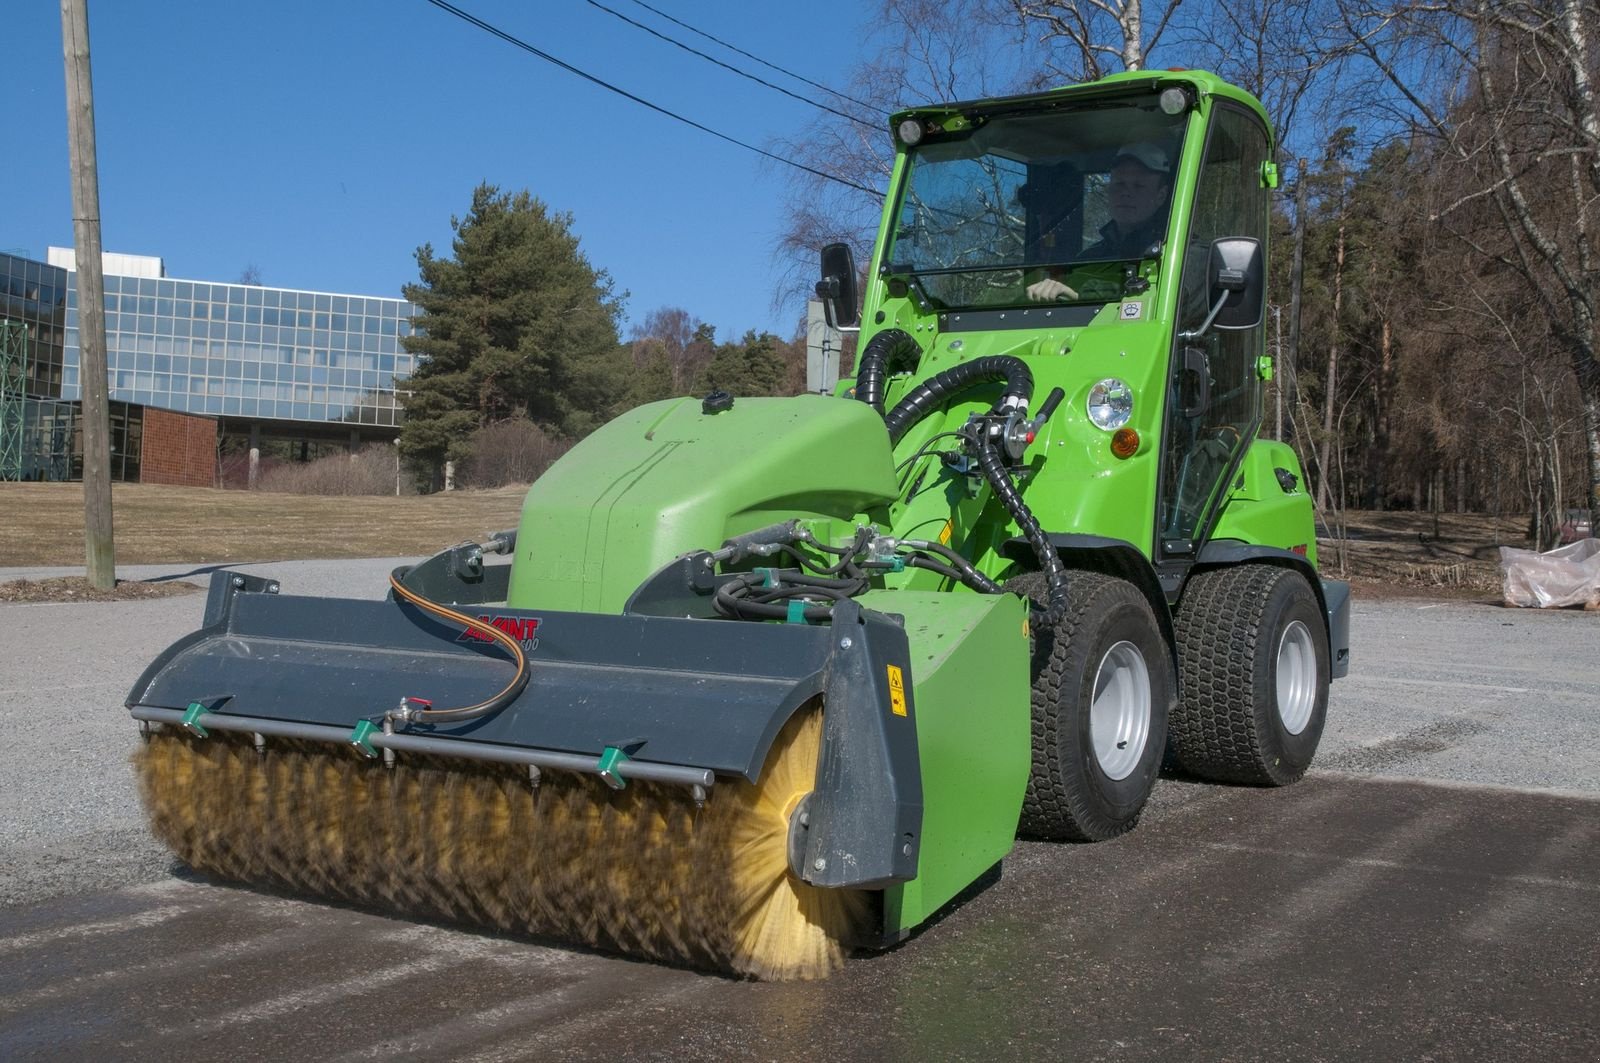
xmin=853 ymin=328 xmax=922 ymax=414
xmin=884 ymin=355 xmax=1034 ymax=445
xmin=970 ymin=428 xmax=1069 ymax=627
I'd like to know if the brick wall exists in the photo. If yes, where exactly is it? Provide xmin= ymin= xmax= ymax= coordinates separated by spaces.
xmin=140 ymin=407 xmax=217 ymax=487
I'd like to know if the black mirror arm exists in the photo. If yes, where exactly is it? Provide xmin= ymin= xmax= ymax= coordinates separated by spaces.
xmin=816 ymin=284 xmax=862 ymax=333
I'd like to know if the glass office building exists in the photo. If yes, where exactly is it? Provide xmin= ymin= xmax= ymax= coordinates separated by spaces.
xmin=1 ymin=248 xmax=420 ymax=481
xmin=61 ymin=258 xmax=419 ymax=425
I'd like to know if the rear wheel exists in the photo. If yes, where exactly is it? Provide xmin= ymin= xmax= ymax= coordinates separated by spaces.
xmin=1006 ymin=571 xmax=1174 ymax=841
xmin=1169 ymin=564 xmax=1329 ymax=785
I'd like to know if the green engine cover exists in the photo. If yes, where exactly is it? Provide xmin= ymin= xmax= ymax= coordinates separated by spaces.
xmin=507 ymin=395 xmax=899 ymax=613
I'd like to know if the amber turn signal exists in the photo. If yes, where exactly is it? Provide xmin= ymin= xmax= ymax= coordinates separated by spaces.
xmin=1111 ymin=427 xmax=1140 ymax=458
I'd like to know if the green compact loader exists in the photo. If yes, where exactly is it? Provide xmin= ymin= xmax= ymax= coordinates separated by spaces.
xmin=128 ymin=69 xmax=1349 ymax=980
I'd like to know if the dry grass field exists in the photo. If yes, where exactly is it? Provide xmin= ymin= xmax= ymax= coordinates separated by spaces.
xmin=0 ymin=482 xmax=529 ymax=567
xmin=0 ymin=481 xmax=1543 ymax=602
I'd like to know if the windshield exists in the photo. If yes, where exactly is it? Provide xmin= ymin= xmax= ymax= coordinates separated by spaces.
xmin=886 ymin=94 xmax=1189 ymax=310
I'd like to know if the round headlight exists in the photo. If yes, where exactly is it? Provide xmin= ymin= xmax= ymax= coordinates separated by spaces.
xmin=1159 ymin=87 xmax=1192 ymax=115
xmin=1087 ymin=379 xmax=1134 ymax=430
xmin=897 ymin=118 xmax=925 ymax=146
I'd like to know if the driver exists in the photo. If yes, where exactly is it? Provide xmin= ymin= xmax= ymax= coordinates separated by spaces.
xmin=1085 ymin=142 xmax=1172 ymax=257
xmin=1027 ymin=142 xmax=1172 ymax=302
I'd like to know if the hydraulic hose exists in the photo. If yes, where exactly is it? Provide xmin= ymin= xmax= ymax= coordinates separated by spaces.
xmin=902 ymin=538 xmax=1006 ymax=594
xmin=853 ymin=328 xmax=922 ymax=415
xmin=884 ymin=355 xmax=1034 ymax=446
xmin=970 ymin=431 xmax=1069 ymax=627
xmin=386 ymin=568 xmax=530 ymax=723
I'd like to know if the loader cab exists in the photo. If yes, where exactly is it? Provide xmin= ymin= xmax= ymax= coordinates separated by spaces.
xmin=871 ymin=75 xmax=1278 ymax=578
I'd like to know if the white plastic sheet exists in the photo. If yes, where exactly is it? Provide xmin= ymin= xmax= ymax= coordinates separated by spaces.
xmin=1499 ymin=538 xmax=1600 ymax=608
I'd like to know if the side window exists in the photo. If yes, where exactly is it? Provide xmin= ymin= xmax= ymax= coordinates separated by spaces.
xmin=1161 ymin=106 xmax=1271 ymax=546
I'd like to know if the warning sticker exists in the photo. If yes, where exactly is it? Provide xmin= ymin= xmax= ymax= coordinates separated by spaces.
xmin=938 ymin=520 xmax=953 ymax=545
xmin=1119 ymin=302 xmax=1144 ymax=321
xmin=887 ymin=664 xmax=908 ymax=717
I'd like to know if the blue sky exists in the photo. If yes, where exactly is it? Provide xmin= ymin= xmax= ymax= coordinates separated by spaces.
xmin=10 ymin=1 xmax=889 ymax=342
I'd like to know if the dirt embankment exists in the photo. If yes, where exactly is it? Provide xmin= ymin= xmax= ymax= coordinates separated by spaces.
xmin=1320 ymin=510 xmax=1533 ymax=601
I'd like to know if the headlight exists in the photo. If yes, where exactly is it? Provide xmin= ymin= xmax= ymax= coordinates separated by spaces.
xmin=897 ymin=118 xmax=925 ymax=146
xmin=1159 ymin=87 xmax=1193 ymax=115
xmin=1087 ymin=379 xmax=1133 ymax=430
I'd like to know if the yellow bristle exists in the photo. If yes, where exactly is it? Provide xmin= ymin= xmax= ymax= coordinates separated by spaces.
xmin=131 ymin=706 xmax=870 ymax=980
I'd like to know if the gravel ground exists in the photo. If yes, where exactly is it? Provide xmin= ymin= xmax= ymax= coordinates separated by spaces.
xmin=2 ymin=564 xmax=1597 ymax=1062
xmin=1 ymin=563 xmax=1595 ymax=910
xmin=0 ymin=558 xmax=417 ymax=907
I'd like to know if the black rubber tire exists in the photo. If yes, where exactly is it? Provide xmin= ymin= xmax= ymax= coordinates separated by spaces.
xmin=1169 ymin=564 xmax=1329 ymax=786
xmin=1006 ymin=571 xmax=1174 ymax=842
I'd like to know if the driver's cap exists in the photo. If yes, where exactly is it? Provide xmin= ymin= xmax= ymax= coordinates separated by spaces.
xmin=1113 ymin=142 xmax=1171 ymax=174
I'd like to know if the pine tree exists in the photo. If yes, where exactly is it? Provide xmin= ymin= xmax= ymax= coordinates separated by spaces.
xmin=399 ymin=184 xmax=625 ymax=477
xmin=698 ymin=330 xmax=797 ymax=398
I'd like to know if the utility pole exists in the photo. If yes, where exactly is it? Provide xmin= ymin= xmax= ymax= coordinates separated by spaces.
xmin=61 ymin=0 xmax=114 ymax=590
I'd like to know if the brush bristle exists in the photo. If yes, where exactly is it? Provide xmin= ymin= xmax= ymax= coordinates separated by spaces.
xmin=132 ymin=707 xmax=869 ymax=980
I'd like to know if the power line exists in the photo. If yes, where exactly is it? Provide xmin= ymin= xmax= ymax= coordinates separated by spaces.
xmin=421 ymin=0 xmax=883 ymax=198
xmin=622 ymin=0 xmax=887 ymax=116
xmin=584 ymin=0 xmax=877 ymax=130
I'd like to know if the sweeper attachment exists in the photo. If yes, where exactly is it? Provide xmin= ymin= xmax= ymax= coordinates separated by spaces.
xmin=129 ymin=70 xmax=1349 ymax=980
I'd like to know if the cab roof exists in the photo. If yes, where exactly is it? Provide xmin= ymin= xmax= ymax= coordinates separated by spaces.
xmin=889 ymin=69 xmax=1274 ymax=149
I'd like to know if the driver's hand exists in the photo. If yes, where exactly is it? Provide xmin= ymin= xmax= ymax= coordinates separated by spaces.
xmin=1026 ymin=277 xmax=1078 ymax=302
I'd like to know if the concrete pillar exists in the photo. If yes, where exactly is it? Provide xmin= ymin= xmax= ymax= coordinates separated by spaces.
xmin=248 ymin=422 xmax=260 ymax=489
xmin=349 ymin=427 xmax=360 ymax=458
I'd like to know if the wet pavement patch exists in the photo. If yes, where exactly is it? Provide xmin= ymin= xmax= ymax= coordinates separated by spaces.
xmin=2 ymin=775 xmax=1594 ymax=1061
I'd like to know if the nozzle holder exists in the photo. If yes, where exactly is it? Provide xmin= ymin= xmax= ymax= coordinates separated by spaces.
xmin=181 ymin=701 xmax=210 ymax=739
xmin=597 ymin=745 xmax=632 ymax=790
xmin=349 ymin=719 xmax=380 ymax=759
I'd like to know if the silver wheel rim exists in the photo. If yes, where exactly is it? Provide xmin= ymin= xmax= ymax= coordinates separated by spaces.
xmin=1276 ymin=620 xmax=1317 ymax=735
xmin=1090 ymin=640 xmax=1151 ymax=781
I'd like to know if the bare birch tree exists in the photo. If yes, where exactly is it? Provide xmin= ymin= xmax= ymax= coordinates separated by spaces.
xmin=1338 ymin=0 xmax=1600 ymax=527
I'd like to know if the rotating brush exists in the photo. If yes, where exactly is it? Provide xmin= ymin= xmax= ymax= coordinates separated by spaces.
xmin=133 ymin=705 xmax=869 ymax=980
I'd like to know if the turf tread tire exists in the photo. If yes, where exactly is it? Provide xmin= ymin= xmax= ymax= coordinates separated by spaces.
xmin=1007 ymin=570 xmax=1173 ymax=842
xmin=1169 ymin=564 xmax=1329 ymax=786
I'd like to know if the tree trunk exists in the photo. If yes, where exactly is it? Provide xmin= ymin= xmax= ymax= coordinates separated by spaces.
xmin=1316 ymin=217 xmax=1346 ymax=511
xmin=1120 ymin=0 xmax=1144 ymax=70
xmin=1367 ymin=316 xmax=1393 ymax=510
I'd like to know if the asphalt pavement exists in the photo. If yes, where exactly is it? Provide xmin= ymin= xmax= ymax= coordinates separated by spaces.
xmin=1 ymin=561 xmax=1596 ymax=1061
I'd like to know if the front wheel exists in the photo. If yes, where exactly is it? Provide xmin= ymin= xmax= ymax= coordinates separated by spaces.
xmin=1169 ymin=565 xmax=1330 ymax=785
xmin=1006 ymin=571 xmax=1174 ymax=842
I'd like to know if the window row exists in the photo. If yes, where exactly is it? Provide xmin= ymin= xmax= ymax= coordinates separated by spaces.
xmin=91 ymin=297 xmax=415 ymax=332
xmin=71 ymin=365 xmax=401 ymax=393
xmin=71 ymin=333 xmax=414 ymax=372
xmin=81 ymin=317 xmax=409 ymax=352
xmin=100 ymin=276 xmax=417 ymax=318
xmin=100 ymin=362 xmax=404 ymax=390
xmin=103 ymin=373 xmax=401 ymax=403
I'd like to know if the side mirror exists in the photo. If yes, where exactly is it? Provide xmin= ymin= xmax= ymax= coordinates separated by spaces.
xmin=815 ymin=242 xmax=860 ymax=329
xmin=1208 ymin=237 xmax=1264 ymax=330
